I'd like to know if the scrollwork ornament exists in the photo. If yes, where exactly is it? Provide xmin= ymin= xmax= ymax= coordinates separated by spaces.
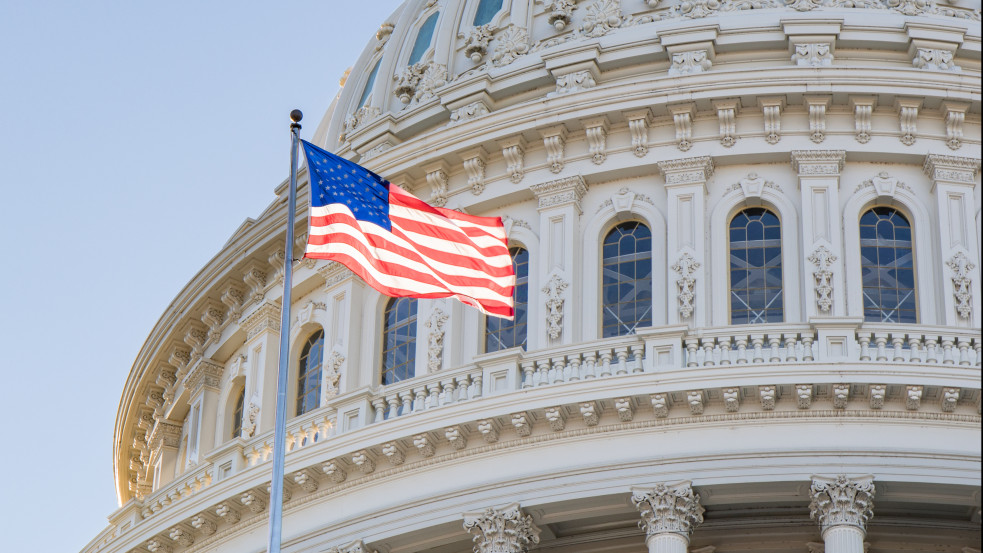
xmin=946 ymin=251 xmax=975 ymax=319
xmin=542 ymin=273 xmax=569 ymax=339
xmin=672 ymin=253 xmax=701 ymax=319
xmin=808 ymin=245 xmax=837 ymax=313
xmin=425 ymin=307 xmax=449 ymax=371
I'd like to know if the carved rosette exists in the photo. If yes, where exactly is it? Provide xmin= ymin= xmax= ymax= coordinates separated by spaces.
xmin=809 ymin=475 xmax=875 ymax=534
xmin=491 ymin=24 xmax=530 ymax=67
xmin=672 ymin=253 xmax=700 ymax=319
xmin=631 ymin=481 xmax=705 ymax=538
xmin=581 ymin=0 xmax=624 ymax=37
xmin=463 ymin=503 xmax=541 ymax=553
xmin=946 ymin=252 xmax=975 ymax=319
xmin=542 ymin=273 xmax=569 ymax=339
xmin=425 ymin=307 xmax=449 ymax=372
xmin=808 ymin=245 xmax=837 ymax=313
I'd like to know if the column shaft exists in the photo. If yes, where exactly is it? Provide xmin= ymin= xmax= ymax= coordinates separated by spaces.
xmin=822 ymin=525 xmax=866 ymax=553
xmin=645 ymin=532 xmax=689 ymax=553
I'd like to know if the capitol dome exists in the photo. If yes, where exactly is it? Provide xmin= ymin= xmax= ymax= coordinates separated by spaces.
xmin=85 ymin=1 xmax=980 ymax=552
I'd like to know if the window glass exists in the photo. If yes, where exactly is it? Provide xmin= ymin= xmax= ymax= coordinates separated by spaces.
xmin=357 ymin=59 xmax=382 ymax=108
xmin=231 ymin=388 xmax=244 ymax=439
xmin=408 ymin=12 xmax=439 ymax=65
xmin=730 ymin=208 xmax=783 ymax=324
xmin=486 ymin=247 xmax=528 ymax=352
xmin=296 ymin=330 xmax=324 ymax=415
xmin=473 ymin=0 xmax=503 ymax=26
xmin=860 ymin=207 xmax=916 ymax=323
xmin=382 ymin=298 xmax=418 ymax=385
xmin=602 ymin=222 xmax=653 ymax=337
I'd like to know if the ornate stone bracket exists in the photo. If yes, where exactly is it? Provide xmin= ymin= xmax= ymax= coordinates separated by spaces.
xmin=672 ymin=253 xmax=700 ymax=319
xmin=631 ymin=481 xmax=705 ymax=537
xmin=809 ymin=475 xmax=875 ymax=533
xmin=463 ymin=503 xmax=541 ymax=553
xmin=792 ymin=43 xmax=833 ymax=66
xmin=851 ymin=96 xmax=875 ymax=144
xmin=542 ymin=273 xmax=569 ymax=340
xmin=760 ymin=97 xmax=783 ymax=144
xmin=808 ymin=245 xmax=837 ymax=313
xmin=462 ymin=147 xmax=488 ymax=195
xmin=625 ymin=109 xmax=651 ymax=157
xmin=946 ymin=251 xmax=975 ymax=319
xmin=896 ymin=98 xmax=920 ymax=146
xmin=584 ymin=117 xmax=609 ymax=164
xmin=669 ymin=49 xmax=712 ymax=76
xmin=500 ymin=136 xmax=525 ymax=184
xmin=540 ymin=126 xmax=567 ymax=173
xmin=545 ymin=0 xmax=577 ymax=30
xmin=713 ymin=99 xmax=738 ymax=147
xmin=670 ymin=103 xmax=695 ymax=151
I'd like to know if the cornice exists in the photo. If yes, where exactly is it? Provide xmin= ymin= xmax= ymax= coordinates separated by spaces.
xmin=240 ymin=302 xmax=281 ymax=341
xmin=184 ymin=359 xmax=224 ymax=396
xmin=658 ymin=156 xmax=714 ymax=186
xmin=923 ymin=153 xmax=981 ymax=184
xmin=790 ymin=150 xmax=846 ymax=175
xmin=530 ymin=175 xmax=588 ymax=211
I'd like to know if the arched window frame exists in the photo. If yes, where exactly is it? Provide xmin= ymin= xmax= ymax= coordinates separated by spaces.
xmin=600 ymin=220 xmax=655 ymax=337
xmin=354 ymin=56 xmax=384 ymax=110
xmin=230 ymin=386 xmax=245 ymax=439
xmin=583 ymin=199 xmax=667 ymax=341
xmin=404 ymin=10 xmax=440 ymax=66
xmin=842 ymin=181 xmax=935 ymax=324
xmin=727 ymin=207 xmax=785 ymax=325
xmin=485 ymin=246 xmax=530 ymax=353
xmin=295 ymin=330 xmax=324 ymax=416
xmin=460 ymin=0 xmax=509 ymax=29
xmin=709 ymin=184 xmax=801 ymax=326
xmin=380 ymin=297 xmax=418 ymax=386
xmin=857 ymin=206 xmax=919 ymax=324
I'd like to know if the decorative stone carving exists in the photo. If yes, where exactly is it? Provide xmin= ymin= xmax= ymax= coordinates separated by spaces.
xmin=808 ymin=245 xmax=837 ymax=313
xmin=946 ymin=252 xmax=975 ymax=319
xmin=852 ymin=97 xmax=874 ymax=144
xmin=581 ymin=0 xmax=624 ymax=37
xmin=887 ymin=0 xmax=931 ymax=15
xmin=791 ymin=150 xmax=845 ymax=175
xmin=292 ymin=469 xmax=319 ymax=493
xmin=941 ymin=387 xmax=960 ymax=412
xmin=631 ymin=481 xmax=705 ymax=537
xmin=869 ymin=385 xmax=886 ymax=409
xmin=326 ymin=540 xmax=379 ymax=553
xmin=321 ymin=460 xmax=347 ymax=483
xmin=185 ymin=358 xmax=224 ymax=394
xmin=806 ymin=96 xmax=830 ymax=143
xmin=464 ymin=24 xmax=494 ymax=63
xmin=477 ymin=419 xmax=499 ymax=443
xmin=240 ymin=490 xmax=266 ymax=513
xmin=670 ymin=103 xmax=695 ymax=151
xmin=722 ymin=388 xmax=740 ymax=412
xmin=318 ymin=261 xmax=354 ymax=289
xmin=425 ymin=307 xmax=448 ymax=372
xmin=352 ymin=450 xmax=375 ymax=473
xmin=856 ymin=171 xmax=908 ymax=198
xmin=511 ymin=412 xmax=532 ymax=436
xmin=295 ymin=300 xmax=325 ymax=327
xmin=942 ymin=102 xmax=969 ymax=150
xmin=760 ymin=98 xmax=783 ymax=144
xmin=553 ymin=70 xmax=597 ymax=96
xmin=542 ymin=273 xmax=569 ymax=339
xmin=759 ymin=385 xmax=776 ymax=410
xmin=241 ymin=402 xmax=260 ymax=438
xmin=393 ymin=62 xmax=447 ymax=105
xmin=714 ymin=100 xmax=738 ymax=147
xmin=361 ymin=142 xmax=392 ymax=161
xmin=268 ymin=249 xmax=286 ymax=284
xmin=651 ymin=393 xmax=670 ymax=418
xmin=546 ymin=0 xmax=577 ymax=30
xmin=500 ymin=137 xmax=525 ymax=183
xmin=168 ymin=527 xmax=193 ymax=547
xmin=382 ymin=442 xmax=405 ymax=465
xmin=686 ymin=390 xmax=705 ymax=415
xmin=615 ymin=397 xmax=634 ymax=420
xmin=729 ymin=172 xmax=781 ymax=199
xmin=451 ymin=101 xmax=490 ymax=126
xmin=215 ymin=502 xmax=241 ymax=524
xmin=669 ymin=50 xmax=712 ymax=76
xmin=809 ymin=475 xmax=875 ymax=533
xmin=426 ymin=166 xmax=449 ymax=207
xmin=492 ymin=24 xmax=530 ymax=67
xmin=445 ymin=425 xmax=468 ymax=449
xmin=792 ymin=43 xmax=833 ymax=67
xmin=462 ymin=150 xmax=487 ymax=195
xmin=672 ymin=253 xmax=701 ymax=319
xmin=625 ymin=109 xmax=651 ymax=157
xmin=527 ymin=174 xmax=588 ymax=211
xmin=146 ymin=539 xmax=173 ymax=553
xmin=584 ymin=117 xmax=608 ymax=164
xmin=242 ymin=302 xmax=280 ymax=340
xmin=463 ymin=503 xmax=541 ymax=553
xmin=580 ymin=401 xmax=601 ymax=425
xmin=796 ymin=384 xmax=813 ymax=409
xmin=343 ymin=106 xmax=382 ymax=136
xmin=544 ymin=406 xmax=566 ymax=431
xmin=597 ymin=186 xmax=655 ymax=215
xmin=923 ymin=154 xmax=981 ymax=184
xmin=897 ymin=99 xmax=920 ymax=145
xmin=912 ymin=48 xmax=960 ymax=72
xmin=322 ymin=349 xmax=344 ymax=401
xmin=832 ymin=384 xmax=850 ymax=409
xmin=680 ymin=0 xmax=721 ymax=18
xmin=540 ymin=126 xmax=567 ymax=173
xmin=905 ymin=385 xmax=923 ymax=410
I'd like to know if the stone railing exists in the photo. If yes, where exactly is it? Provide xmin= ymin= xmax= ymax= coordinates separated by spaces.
xmin=244 ymin=408 xmax=335 ymax=466
xmin=857 ymin=324 xmax=981 ymax=366
xmin=680 ymin=324 xmax=816 ymax=367
xmin=369 ymin=363 xmax=485 ymax=422
xmin=519 ymin=334 xmax=648 ymax=387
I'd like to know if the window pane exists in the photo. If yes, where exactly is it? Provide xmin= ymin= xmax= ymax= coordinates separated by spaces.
xmin=472 ymin=0 xmax=503 ymax=25
xmin=602 ymin=222 xmax=653 ymax=336
xmin=381 ymin=298 xmax=418 ymax=384
xmin=296 ymin=330 xmax=324 ymax=415
xmin=860 ymin=207 xmax=916 ymax=323
xmin=729 ymin=208 xmax=783 ymax=324
xmin=408 ymin=12 xmax=439 ymax=65
xmin=485 ymin=248 xmax=529 ymax=352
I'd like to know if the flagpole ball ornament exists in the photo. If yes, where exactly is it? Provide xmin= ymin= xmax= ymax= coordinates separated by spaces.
xmin=290 ymin=109 xmax=303 ymax=124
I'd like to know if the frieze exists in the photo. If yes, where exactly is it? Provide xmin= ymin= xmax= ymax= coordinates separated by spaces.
xmin=790 ymin=150 xmax=845 ymax=175
xmin=658 ymin=156 xmax=714 ymax=185
xmin=184 ymin=358 xmax=224 ymax=394
xmin=531 ymin=175 xmax=588 ymax=210
xmin=241 ymin=302 xmax=281 ymax=340
xmin=923 ymin=154 xmax=980 ymax=183
xmin=318 ymin=262 xmax=355 ymax=289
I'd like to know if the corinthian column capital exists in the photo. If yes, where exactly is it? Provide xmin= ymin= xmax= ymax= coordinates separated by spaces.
xmin=809 ymin=475 xmax=875 ymax=534
xmin=631 ymin=481 xmax=705 ymax=539
xmin=463 ymin=503 xmax=541 ymax=553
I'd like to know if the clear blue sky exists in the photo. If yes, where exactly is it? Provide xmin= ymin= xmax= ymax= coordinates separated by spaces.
xmin=0 ymin=2 xmax=403 ymax=551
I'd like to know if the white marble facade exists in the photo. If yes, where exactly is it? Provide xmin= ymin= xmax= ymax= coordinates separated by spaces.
xmin=86 ymin=1 xmax=980 ymax=553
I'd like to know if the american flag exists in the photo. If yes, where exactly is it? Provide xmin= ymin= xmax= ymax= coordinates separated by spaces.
xmin=301 ymin=140 xmax=515 ymax=319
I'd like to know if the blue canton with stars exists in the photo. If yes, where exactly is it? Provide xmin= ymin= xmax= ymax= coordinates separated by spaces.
xmin=302 ymin=140 xmax=392 ymax=231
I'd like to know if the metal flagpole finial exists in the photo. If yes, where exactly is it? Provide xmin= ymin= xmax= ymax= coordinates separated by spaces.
xmin=290 ymin=109 xmax=303 ymax=128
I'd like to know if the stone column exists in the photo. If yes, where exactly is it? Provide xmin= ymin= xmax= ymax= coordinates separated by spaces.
xmin=658 ymin=157 xmax=713 ymax=327
xmin=462 ymin=503 xmax=541 ymax=553
xmin=923 ymin=155 xmax=982 ymax=328
xmin=183 ymin=358 xmax=224 ymax=457
xmin=531 ymin=176 xmax=588 ymax=347
xmin=809 ymin=475 xmax=875 ymax=553
xmin=791 ymin=150 xmax=847 ymax=319
xmin=631 ymin=481 xmax=705 ymax=553
xmin=240 ymin=301 xmax=282 ymax=434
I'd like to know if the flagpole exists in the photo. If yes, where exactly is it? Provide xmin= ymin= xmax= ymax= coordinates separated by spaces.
xmin=267 ymin=108 xmax=303 ymax=553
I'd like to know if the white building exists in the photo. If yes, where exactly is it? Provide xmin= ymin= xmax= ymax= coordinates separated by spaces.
xmin=83 ymin=1 xmax=981 ymax=552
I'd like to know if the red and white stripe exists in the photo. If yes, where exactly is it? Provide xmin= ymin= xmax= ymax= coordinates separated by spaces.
xmin=305 ymin=185 xmax=515 ymax=319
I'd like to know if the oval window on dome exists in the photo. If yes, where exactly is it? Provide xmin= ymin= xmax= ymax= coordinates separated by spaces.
xmin=472 ymin=0 xmax=503 ymax=26
xmin=601 ymin=222 xmax=653 ymax=337
xmin=357 ymin=58 xmax=382 ymax=108
xmin=729 ymin=208 xmax=783 ymax=324
xmin=408 ymin=12 xmax=439 ymax=65
xmin=486 ymin=247 xmax=528 ymax=352
xmin=860 ymin=207 xmax=916 ymax=323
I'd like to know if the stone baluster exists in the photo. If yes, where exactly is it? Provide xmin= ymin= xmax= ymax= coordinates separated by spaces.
xmin=443 ymin=380 xmax=457 ymax=405
xmin=616 ymin=346 xmax=631 ymax=375
xmin=891 ymin=335 xmax=906 ymax=362
xmin=957 ymin=337 xmax=971 ymax=366
xmin=413 ymin=389 xmax=427 ymax=411
xmin=924 ymin=336 xmax=939 ymax=363
xmin=873 ymin=334 xmax=888 ymax=361
xmin=427 ymin=383 xmax=441 ymax=409
xmin=907 ymin=335 xmax=923 ymax=363
xmin=370 ymin=397 xmax=386 ymax=423
xmin=702 ymin=340 xmax=715 ymax=366
xmin=717 ymin=336 xmax=732 ymax=365
xmin=783 ymin=334 xmax=798 ymax=362
xmin=569 ymin=353 xmax=583 ymax=381
xmin=552 ymin=358 xmax=566 ymax=383
xmin=584 ymin=351 xmax=598 ymax=379
xmin=520 ymin=361 xmax=535 ymax=388
xmin=802 ymin=334 xmax=815 ymax=361
xmin=631 ymin=481 xmax=705 ymax=553
xmin=599 ymin=349 xmax=614 ymax=377
xmin=809 ymin=475 xmax=875 ymax=553
xmin=941 ymin=337 xmax=955 ymax=364
xmin=685 ymin=339 xmax=700 ymax=367
xmin=768 ymin=335 xmax=782 ymax=362
xmin=400 ymin=391 xmax=415 ymax=415
xmin=462 ymin=503 xmax=541 ymax=553
xmin=734 ymin=336 xmax=748 ymax=364
xmin=751 ymin=335 xmax=765 ymax=363
xmin=632 ymin=344 xmax=645 ymax=373
xmin=857 ymin=333 xmax=871 ymax=361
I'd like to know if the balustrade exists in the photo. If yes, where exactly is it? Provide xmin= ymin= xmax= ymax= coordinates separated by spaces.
xmin=856 ymin=326 xmax=981 ymax=367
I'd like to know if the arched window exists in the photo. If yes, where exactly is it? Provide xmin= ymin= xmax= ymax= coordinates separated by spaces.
xmin=860 ymin=207 xmax=916 ymax=323
xmin=382 ymin=298 xmax=418 ymax=385
xmin=486 ymin=247 xmax=528 ymax=352
xmin=729 ymin=208 xmax=783 ymax=324
xmin=473 ymin=0 xmax=503 ymax=26
xmin=296 ymin=330 xmax=324 ymax=416
xmin=408 ymin=12 xmax=439 ymax=65
xmin=357 ymin=58 xmax=382 ymax=108
xmin=231 ymin=388 xmax=245 ymax=439
xmin=602 ymin=222 xmax=652 ymax=337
